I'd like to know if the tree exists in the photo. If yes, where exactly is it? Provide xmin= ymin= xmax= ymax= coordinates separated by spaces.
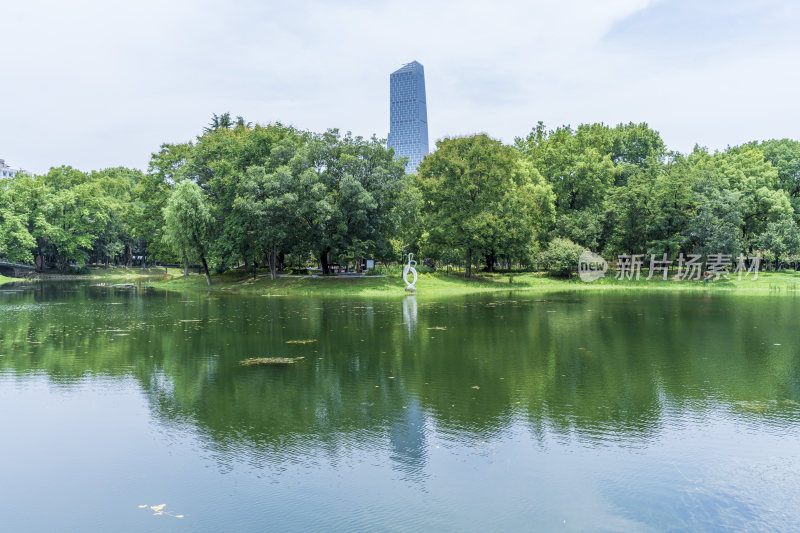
xmin=298 ymin=130 xmax=407 ymax=273
xmin=234 ymin=116 xmax=252 ymax=129
xmin=516 ymin=122 xmax=666 ymax=251
xmin=235 ymin=159 xmax=301 ymax=280
xmin=417 ymin=135 xmax=553 ymax=276
xmin=739 ymin=139 xmax=800 ymax=208
xmin=603 ymin=155 xmax=695 ymax=257
xmin=162 ymin=181 xmax=214 ymax=284
xmin=686 ymin=147 xmax=793 ymax=254
xmin=35 ymin=167 xmax=113 ymax=271
xmin=755 ymin=219 xmax=800 ymax=269
xmin=0 ymin=185 xmax=36 ymax=263
xmin=203 ymin=112 xmax=233 ymax=134
xmin=139 ymin=142 xmax=194 ymax=263
xmin=539 ymin=238 xmax=585 ymax=277
xmin=183 ymin=122 xmax=302 ymax=272
xmin=89 ymin=167 xmax=144 ymax=267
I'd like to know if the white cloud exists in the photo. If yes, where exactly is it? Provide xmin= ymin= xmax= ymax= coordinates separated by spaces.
xmin=1 ymin=0 xmax=797 ymax=174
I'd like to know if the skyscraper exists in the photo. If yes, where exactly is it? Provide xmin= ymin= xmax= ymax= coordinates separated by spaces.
xmin=388 ymin=60 xmax=429 ymax=173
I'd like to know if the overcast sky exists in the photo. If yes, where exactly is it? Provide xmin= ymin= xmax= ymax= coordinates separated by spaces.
xmin=2 ymin=0 xmax=799 ymax=174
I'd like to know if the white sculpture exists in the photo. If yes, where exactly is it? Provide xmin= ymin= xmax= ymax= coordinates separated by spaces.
xmin=403 ymin=253 xmax=418 ymax=291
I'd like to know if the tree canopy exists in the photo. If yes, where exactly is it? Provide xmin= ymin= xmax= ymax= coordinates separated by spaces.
xmin=3 ymin=114 xmax=800 ymax=276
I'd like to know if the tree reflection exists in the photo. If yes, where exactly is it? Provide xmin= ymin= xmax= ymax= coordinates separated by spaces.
xmin=1 ymin=283 xmax=799 ymax=475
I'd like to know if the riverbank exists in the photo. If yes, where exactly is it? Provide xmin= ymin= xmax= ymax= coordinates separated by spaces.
xmin=145 ymin=269 xmax=800 ymax=296
xmin=0 ymin=267 xmax=175 ymax=286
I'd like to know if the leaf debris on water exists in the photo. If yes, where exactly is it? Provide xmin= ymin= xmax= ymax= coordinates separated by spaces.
xmin=241 ymin=357 xmax=304 ymax=366
xmin=139 ymin=503 xmax=184 ymax=519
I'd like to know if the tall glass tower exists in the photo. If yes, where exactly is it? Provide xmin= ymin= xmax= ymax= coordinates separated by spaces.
xmin=388 ymin=60 xmax=429 ymax=173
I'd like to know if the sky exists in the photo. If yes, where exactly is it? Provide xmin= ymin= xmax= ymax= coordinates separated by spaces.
xmin=1 ymin=0 xmax=799 ymax=174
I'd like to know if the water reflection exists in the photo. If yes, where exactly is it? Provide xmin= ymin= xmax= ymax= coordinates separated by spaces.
xmin=389 ymin=399 xmax=427 ymax=481
xmin=1 ymin=282 xmax=800 ymax=530
xmin=401 ymin=294 xmax=417 ymax=337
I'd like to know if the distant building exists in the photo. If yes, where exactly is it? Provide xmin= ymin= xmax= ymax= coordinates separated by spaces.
xmin=388 ymin=60 xmax=429 ymax=173
xmin=0 ymin=159 xmax=25 ymax=179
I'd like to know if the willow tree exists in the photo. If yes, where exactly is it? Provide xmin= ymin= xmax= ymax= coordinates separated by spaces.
xmin=162 ymin=180 xmax=214 ymax=284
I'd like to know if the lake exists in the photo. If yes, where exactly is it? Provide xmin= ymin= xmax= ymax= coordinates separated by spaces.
xmin=1 ymin=282 xmax=799 ymax=531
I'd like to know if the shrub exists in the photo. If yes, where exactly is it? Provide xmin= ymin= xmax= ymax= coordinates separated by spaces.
xmin=373 ymin=264 xmax=434 ymax=276
xmin=539 ymin=238 xmax=586 ymax=277
xmin=67 ymin=265 xmax=91 ymax=275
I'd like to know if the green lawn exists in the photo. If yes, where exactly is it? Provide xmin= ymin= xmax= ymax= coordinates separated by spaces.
xmin=82 ymin=267 xmax=176 ymax=280
xmin=1 ymin=267 xmax=172 ymax=286
xmin=146 ymin=269 xmax=800 ymax=297
xmin=6 ymin=265 xmax=798 ymax=295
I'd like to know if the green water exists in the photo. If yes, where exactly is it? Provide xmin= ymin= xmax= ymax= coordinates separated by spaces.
xmin=1 ymin=282 xmax=799 ymax=532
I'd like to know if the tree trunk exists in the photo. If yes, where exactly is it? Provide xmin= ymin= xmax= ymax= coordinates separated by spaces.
xmin=320 ymin=249 xmax=330 ymax=275
xmin=200 ymin=254 xmax=212 ymax=285
xmin=182 ymin=250 xmax=189 ymax=277
xmin=485 ymin=252 xmax=495 ymax=272
xmin=465 ymin=251 xmax=472 ymax=278
xmin=269 ymin=245 xmax=278 ymax=280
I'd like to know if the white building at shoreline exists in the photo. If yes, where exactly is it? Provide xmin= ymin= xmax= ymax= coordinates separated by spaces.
xmin=0 ymin=159 xmax=26 ymax=179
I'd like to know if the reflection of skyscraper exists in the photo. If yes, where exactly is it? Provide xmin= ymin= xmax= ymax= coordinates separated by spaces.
xmin=389 ymin=399 xmax=427 ymax=481
xmin=388 ymin=60 xmax=429 ymax=173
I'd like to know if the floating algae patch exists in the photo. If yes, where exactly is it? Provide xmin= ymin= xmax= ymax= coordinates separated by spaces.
xmin=241 ymin=357 xmax=305 ymax=366
xmin=285 ymin=339 xmax=316 ymax=344
xmin=734 ymin=400 xmax=771 ymax=413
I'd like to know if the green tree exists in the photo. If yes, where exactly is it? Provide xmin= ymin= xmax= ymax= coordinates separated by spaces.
xmin=739 ymin=139 xmax=800 ymax=208
xmin=235 ymin=160 xmax=301 ymax=280
xmin=264 ymin=129 xmax=408 ymax=274
xmin=138 ymin=142 xmax=194 ymax=263
xmin=162 ymin=180 xmax=214 ymax=284
xmin=755 ymin=219 xmax=800 ymax=269
xmin=604 ymin=155 xmax=695 ymax=257
xmin=539 ymin=238 xmax=585 ymax=277
xmin=417 ymin=135 xmax=553 ymax=276
xmin=686 ymin=147 xmax=793 ymax=254
xmin=0 ymin=184 xmax=36 ymax=263
xmin=34 ymin=167 xmax=113 ymax=271
xmin=203 ymin=112 xmax=233 ymax=134
xmin=516 ymin=122 xmax=666 ymax=251
xmin=183 ymin=123 xmax=301 ymax=272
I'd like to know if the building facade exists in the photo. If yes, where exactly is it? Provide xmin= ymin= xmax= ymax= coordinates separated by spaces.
xmin=388 ymin=60 xmax=429 ymax=173
xmin=0 ymin=159 xmax=24 ymax=179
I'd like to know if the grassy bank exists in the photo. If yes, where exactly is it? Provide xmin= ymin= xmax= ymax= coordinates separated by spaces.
xmin=0 ymin=267 xmax=177 ymax=286
xmin=145 ymin=269 xmax=800 ymax=297
xmin=79 ymin=267 xmax=181 ymax=280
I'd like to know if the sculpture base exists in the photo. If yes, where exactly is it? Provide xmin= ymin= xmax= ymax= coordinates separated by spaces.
xmin=405 ymin=286 xmax=416 ymax=292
